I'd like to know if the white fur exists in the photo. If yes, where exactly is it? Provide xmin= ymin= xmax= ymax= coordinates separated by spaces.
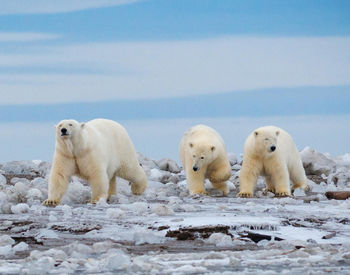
xmin=238 ymin=126 xmax=308 ymax=198
xmin=179 ymin=125 xmax=231 ymax=195
xmin=43 ymin=119 xmax=147 ymax=206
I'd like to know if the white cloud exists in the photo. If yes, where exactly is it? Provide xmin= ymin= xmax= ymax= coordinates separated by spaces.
xmin=0 ymin=0 xmax=142 ymax=15
xmin=0 ymin=32 xmax=60 ymax=42
xmin=0 ymin=36 xmax=350 ymax=104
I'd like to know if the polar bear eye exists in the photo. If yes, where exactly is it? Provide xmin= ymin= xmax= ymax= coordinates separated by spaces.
xmin=264 ymin=138 xmax=269 ymax=141
xmin=193 ymin=155 xmax=196 ymax=158
xmin=69 ymin=124 xmax=73 ymax=126
xmin=200 ymin=157 xmax=204 ymax=159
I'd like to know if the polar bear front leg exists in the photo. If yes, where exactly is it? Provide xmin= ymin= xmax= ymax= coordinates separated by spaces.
xmin=108 ymin=175 xmax=117 ymax=201
xmin=187 ymin=170 xmax=207 ymax=195
xmin=209 ymin=161 xmax=231 ymax=184
xmin=271 ymin=164 xmax=291 ymax=197
xmin=89 ymin=171 xmax=109 ymax=204
xmin=43 ymin=155 xmax=75 ymax=206
xmin=122 ymin=165 xmax=147 ymax=195
xmin=263 ymin=175 xmax=275 ymax=194
xmin=238 ymin=158 xmax=261 ymax=198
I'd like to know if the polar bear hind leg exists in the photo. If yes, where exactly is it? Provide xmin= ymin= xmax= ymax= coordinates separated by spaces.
xmin=90 ymin=170 xmax=109 ymax=203
xmin=289 ymin=162 xmax=309 ymax=193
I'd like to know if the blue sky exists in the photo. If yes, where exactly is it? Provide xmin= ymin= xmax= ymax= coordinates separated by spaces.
xmin=0 ymin=0 xmax=349 ymax=116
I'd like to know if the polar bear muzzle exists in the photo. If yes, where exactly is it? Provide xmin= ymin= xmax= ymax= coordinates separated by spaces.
xmin=61 ymin=128 xmax=69 ymax=136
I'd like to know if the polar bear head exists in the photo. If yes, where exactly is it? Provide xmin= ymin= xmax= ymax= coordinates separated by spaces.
xmin=188 ymin=142 xmax=217 ymax=172
xmin=253 ymin=128 xmax=280 ymax=156
xmin=55 ymin=119 xmax=84 ymax=140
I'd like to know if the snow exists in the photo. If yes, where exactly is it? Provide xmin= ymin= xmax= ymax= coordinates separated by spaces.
xmin=10 ymin=203 xmax=29 ymax=214
xmin=0 ymin=148 xmax=349 ymax=273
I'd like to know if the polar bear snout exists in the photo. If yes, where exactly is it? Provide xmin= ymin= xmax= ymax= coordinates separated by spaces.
xmin=193 ymin=165 xmax=199 ymax=172
xmin=61 ymin=128 xmax=69 ymax=136
xmin=270 ymin=145 xmax=276 ymax=152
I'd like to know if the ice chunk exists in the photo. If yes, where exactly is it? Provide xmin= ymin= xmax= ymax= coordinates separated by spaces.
xmin=36 ymin=256 xmax=56 ymax=268
xmin=0 ymin=245 xmax=12 ymax=256
xmin=293 ymin=188 xmax=306 ymax=197
xmin=13 ymin=242 xmax=29 ymax=252
xmin=207 ymin=233 xmax=234 ymax=247
xmin=300 ymin=147 xmax=336 ymax=175
xmin=156 ymin=158 xmax=181 ymax=173
xmin=106 ymin=208 xmax=125 ymax=219
xmin=0 ymin=235 xmax=15 ymax=246
xmin=123 ymin=202 xmax=149 ymax=215
xmin=26 ymin=188 xmax=43 ymax=201
xmin=60 ymin=204 xmax=72 ymax=216
xmin=11 ymin=203 xmax=30 ymax=214
xmin=96 ymin=198 xmax=108 ymax=207
xmin=151 ymin=204 xmax=174 ymax=216
xmin=0 ymin=174 xmax=6 ymax=186
xmin=92 ymin=241 xmax=113 ymax=253
xmin=167 ymin=265 xmax=207 ymax=273
xmin=35 ymin=229 xmax=59 ymax=240
xmin=149 ymin=168 xmax=173 ymax=184
xmin=228 ymin=153 xmax=238 ymax=166
xmin=133 ymin=231 xmax=163 ymax=245
xmin=104 ymin=253 xmax=131 ymax=270
xmin=65 ymin=181 xmax=91 ymax=204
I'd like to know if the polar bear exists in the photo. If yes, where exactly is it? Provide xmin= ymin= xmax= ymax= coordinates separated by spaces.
xmin=179 ymin=125 xmax=231 ymax=195
xmin=43 ymin=119 xmax=147 ymax=206
xmin=238 ymin=126 xmax=308 ymax=198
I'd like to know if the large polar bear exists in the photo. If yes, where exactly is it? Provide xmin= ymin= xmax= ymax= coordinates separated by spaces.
xmin=43 ymin=119 xmax=147 ymax=206
xmin=238 ymin=126 xmax=308 ymax=198
xmin=179 ymin=125 xmax=231 ymax=195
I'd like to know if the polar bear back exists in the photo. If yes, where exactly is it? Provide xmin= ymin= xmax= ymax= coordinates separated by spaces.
xmin=84 ymin=119 xmax=138 ymax=168
xmin=182 ymin=124 xmax=226 ymax=148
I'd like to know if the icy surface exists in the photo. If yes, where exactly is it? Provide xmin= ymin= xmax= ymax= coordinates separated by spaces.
xmin=0 ymin=149 xmax=350 ymax=273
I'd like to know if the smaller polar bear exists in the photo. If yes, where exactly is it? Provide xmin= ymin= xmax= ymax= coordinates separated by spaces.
xmin=179 ymin=125 xmax=231 ymax=195
xmin=238 ymin=126 xmax=308 ymax=198
xmin=43 ymin=119 xmax=147 ymax=206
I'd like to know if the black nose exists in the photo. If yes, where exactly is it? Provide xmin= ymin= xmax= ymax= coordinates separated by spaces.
xmin=61 ymin=128 xmax=67 ymax=134
xmin=270 ymin=146 xmax=276 ymax=151
xmin=193 ymin=166 xmax=198 ymax=171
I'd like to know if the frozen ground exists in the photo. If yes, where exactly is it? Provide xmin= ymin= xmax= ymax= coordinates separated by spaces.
xmin=0 ymin=147 xmax=350 ymax=274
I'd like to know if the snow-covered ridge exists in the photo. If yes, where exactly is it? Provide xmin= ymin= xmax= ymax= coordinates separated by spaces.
xmin=0 ymin=147 xmax=349 ymax=274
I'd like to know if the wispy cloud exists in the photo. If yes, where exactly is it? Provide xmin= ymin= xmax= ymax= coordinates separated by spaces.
xmin=0 ymin=32 xmax=61 ymax=42
xmin=0 ymin=0 xmax=142 ymax=15
xmin=0 ymin=36 xmax=349 ymax=104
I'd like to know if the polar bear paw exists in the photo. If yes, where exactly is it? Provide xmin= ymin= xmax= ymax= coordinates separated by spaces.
xmin=237 ymin=192 xmax=253 ymax=198
xmin=274 ymin=192 xmax=291 ymax=197
xmin=131 ymin=182 xmax=146 ymax=195
xmin=42 ymin=199 xmax=60 ymax=207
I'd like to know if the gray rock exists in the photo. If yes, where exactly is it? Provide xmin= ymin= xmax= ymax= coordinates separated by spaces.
xmin=227 ymin=153 xmax=238 ymax=166
xmin=137 ymin=152 xmax=158 ymax=169
xmin=1 ymin=160 xmax=39 ymax=176
xmin=300 ymin=147 xmax=336 ymax=176
xmin=156 ymin=158 xmax=181 ymax=174
xmin=0 ymin=174 xmax=6 ymax=187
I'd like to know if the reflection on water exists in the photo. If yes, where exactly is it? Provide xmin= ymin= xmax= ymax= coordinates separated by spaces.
xmin=0 ymin=115 xmax=349 ymax=163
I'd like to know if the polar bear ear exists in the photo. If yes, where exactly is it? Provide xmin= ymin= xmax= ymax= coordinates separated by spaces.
xmin=80 ymin=123 xmax=85 ymax=128
xmin=211 ymin=146 xmax=215 ymax=152
xmin=254 ymin=131 xmax=258 ymax=136
xmin=276 ymin=131 xmax=280 ymax=136
xmin=189 ymin=143 xmax=193 ymax=148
